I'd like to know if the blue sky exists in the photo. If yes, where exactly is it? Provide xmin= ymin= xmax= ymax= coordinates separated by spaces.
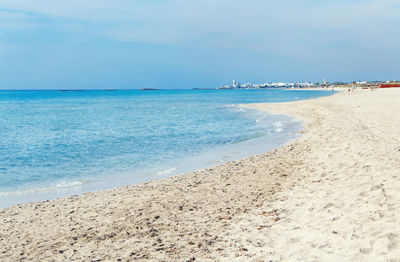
xmin=0 ymin=0 xmax=399 ymax=89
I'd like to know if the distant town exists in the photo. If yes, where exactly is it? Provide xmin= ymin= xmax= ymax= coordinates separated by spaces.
xmin=210 ymin=80 xmax=400 ymax=90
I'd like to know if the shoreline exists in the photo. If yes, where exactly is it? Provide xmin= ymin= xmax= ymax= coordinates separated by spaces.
xmin=2 ymin=88 xmax=400 ymax=261
xmin=0 ymin=101 xmax=304 ymax=209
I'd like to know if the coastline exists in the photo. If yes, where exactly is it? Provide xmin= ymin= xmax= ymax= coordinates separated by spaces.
xmin=0 ymin=106 xmax=302 ymax=209
xmin=0 ymin=89 xmax=328 ymax=209
xmin=2 ymin=88 xmax=400 ymax=260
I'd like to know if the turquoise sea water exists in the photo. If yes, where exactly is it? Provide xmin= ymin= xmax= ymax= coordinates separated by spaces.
xmin=0 ymin=89 xmax=333 ymax=207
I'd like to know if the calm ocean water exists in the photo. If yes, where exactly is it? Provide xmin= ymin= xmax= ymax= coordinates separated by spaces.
xmin=0 ymin=89 xmax=333 ymax=207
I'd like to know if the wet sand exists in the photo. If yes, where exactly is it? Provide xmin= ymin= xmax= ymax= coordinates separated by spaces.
xmin=1 ymin=88 xmax=400 ymax=261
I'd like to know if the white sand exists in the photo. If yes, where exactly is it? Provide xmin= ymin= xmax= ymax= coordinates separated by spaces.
xmin=1 ymin=88 xmax=400 ymax=261
xmin=223 ymin=88 xmax=400 ymax=261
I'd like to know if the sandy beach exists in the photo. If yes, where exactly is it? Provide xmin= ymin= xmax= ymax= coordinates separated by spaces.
xmin=1 ymin=88 xmax=400 ymax=261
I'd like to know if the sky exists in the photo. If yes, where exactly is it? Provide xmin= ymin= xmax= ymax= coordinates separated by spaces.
xmin=0 ymin=0 xmax=399 ymax=89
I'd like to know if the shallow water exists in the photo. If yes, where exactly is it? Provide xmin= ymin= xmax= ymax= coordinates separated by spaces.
xmin=0 ymin=89 xmax=334 ymax=207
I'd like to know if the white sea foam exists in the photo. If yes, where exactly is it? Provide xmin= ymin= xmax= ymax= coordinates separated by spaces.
xmin=273 ymin=121 xmax=284 ymax=132
xmin=0 ymin=180 xmax=84 ymax=197
xmin=155 ymin=168 xmax=177 ymax=176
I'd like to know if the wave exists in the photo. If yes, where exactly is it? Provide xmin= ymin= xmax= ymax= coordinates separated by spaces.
xmin=155 ymin=168 xmax=177 ymax=176
xmin=0 ymin=180 xmax=87 ymax=197
xmin=273 ymin=121 xmax=284 ymax=132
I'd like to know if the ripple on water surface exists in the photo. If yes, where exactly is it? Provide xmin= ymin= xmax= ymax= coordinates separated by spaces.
xmin=0 ymin=89 xmax=335 ymax=207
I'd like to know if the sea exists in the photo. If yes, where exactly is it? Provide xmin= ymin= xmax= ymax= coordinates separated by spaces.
xmin=0 ymin=89 xmax=334 ymax=208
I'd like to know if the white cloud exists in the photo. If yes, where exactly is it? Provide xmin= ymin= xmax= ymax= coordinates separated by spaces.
xmin=0 ymin=0 xmax=398 ymax=56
